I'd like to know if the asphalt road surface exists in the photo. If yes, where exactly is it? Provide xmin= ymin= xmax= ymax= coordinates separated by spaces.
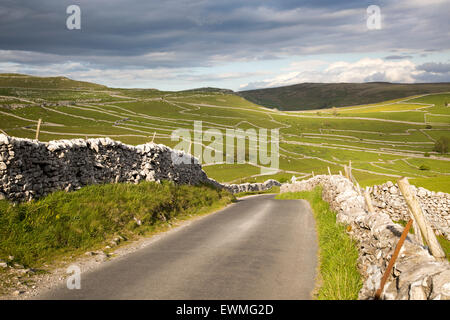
xmin=37 ymin=194 xmax=318 ymax=299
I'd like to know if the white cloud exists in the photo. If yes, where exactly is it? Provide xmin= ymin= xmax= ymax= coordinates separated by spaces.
xmin=240 ymin=58 xmax=427 ymax=90
xmin=323 ymin=58 xmax=418 ymax=82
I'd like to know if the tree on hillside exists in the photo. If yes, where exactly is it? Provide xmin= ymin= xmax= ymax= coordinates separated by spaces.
xmin=433 ymin=136 xmax=449 ymax=154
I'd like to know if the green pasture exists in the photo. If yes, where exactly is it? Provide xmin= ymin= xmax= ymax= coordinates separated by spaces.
xmin=0 ymin=74 xmax=449 ymax=192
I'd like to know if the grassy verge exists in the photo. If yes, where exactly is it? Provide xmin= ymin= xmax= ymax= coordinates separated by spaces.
xmin=0 ymin=181 xmax=234 ymax=269
xmin=438 ymin=236 xmax=450 ymax=262
xmin=275 ymin=187 xmax=362 ymax=300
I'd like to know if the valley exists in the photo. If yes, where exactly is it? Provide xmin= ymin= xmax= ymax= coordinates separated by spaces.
xmin=1 ymin=74 xmax=449 ymax=192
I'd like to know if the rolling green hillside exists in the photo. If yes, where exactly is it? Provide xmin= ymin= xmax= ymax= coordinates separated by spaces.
xmin=238 ymin=82 xmax=450 ymax=111
xmin=0 ymin=73 xmax=107 ymax=90
xmin=1 ymin=74 xmax=449 ymax=192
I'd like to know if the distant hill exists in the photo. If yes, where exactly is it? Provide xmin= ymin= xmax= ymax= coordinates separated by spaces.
xmin=0 ymin=74 xmax=237 ymax=95
xmin=238 ymin=82 xmax=450 ymax=111
xmin=178 ymin=87 xmax=234 ymax=94
xmin=0 ymin=73 xmax=108 ymax=90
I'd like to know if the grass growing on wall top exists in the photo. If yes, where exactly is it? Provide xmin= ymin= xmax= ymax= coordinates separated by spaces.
xmin=0 ymin=181 xmax=233 ymax=268
xmin=276 ymin=187 xmax=362 ymax=300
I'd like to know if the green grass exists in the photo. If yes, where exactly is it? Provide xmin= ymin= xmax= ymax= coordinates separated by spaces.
xmin=275 ymin=187 xmax=362 ymax=300
xmin=438 ymin=236 xmax=450 ymax=262
xmin=343 ymin=111 xmax=427 ymax=123
xmin=407 ymin=158 xmax=450 ymax=173
xmin=0 ymin=181 xmax=233 ymax=268
xmin=0 ymin=74 xmax=106 ymax=90
xmin=203 ymin=163 xmax=261 ymax=183
xmin=353 ymin=173 xmax=392 ymax=188
xmin=409 ymin=176 xmax=450 ymax=193
xmin=1 ymin=73 xmax=449 ymax=187
xmin=339 ymin=103 xmax=429 ymax=113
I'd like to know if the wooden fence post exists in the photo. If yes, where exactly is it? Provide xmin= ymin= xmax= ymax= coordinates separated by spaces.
xmin=397 ymin=177 xmax=445 ymax=259
xmin=348 ymin=160 xmax=353 ymax=181
xmin=364 ymin=187 xmax=375 ymax=214
xmin=412 ymin=219 xmax=424 ymax=246
xmin=351 ymin=175 xmax=362 ymax=195
xmin=35 ymin=118 xmax=42 ymax=141
xmin=375 ymin=219 xmax=413 ymax=299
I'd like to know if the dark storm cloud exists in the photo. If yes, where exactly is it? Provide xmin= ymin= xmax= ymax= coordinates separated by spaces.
xmin=417 ymin=62 xmax=450 ymax=74
xmin=0 ymin=0 xmax=449 ymax=74
xmin=384 ymin=55 xmax=413 ymax=60
xmin=414 ymin=72 xmax=450 ymax=83
xmin=414 ymin=62 xmax=450 ymax=82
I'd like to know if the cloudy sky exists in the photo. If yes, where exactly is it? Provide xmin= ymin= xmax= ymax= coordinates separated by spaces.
xmin=0 ymin=0 xmax=449 ymax=90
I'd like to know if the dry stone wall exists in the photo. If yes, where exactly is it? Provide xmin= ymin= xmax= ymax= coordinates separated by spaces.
xmin=281 ymin=175 xmax=450 ymax=300
xmin=3 ymin=134 xmax=447 ymax=299
xmin=0 ymin=135 xmax=278 ymax=202
xmin=223 ymin=179 xmax=281 ymax=194
xmin=368 ymin=181 xmax=450 ymax=240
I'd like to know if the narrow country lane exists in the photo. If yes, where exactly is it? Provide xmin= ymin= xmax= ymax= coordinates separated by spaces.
xmin=36 ymin=194 xmax=318 ymax=300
